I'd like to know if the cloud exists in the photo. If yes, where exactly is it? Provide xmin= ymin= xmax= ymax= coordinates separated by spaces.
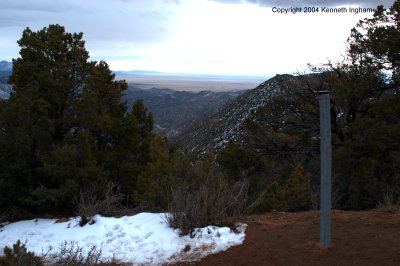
xmin=0 ymin=0 xmax=75 ymax=12
xmin=0 ymin=0 xmax=182 ymax=44
xmin=0 ymin=0 xmax=190 ymax=64
xmin=210 ymin=0 xmax=394 ymax=8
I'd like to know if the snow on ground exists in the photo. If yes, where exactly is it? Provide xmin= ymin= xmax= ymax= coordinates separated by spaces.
xmin=0 ymin=213 xmax=246 ymax=265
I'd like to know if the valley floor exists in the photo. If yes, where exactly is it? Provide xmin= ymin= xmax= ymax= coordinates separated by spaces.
xmin=177 ymin=208 xmax=400 ymax=266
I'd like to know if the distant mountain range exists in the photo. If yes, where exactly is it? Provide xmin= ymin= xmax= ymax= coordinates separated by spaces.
xmin=172 ymin=74 xmax=295 ymax=151
xmin=0 ymin=61 xmax=12 ymax=83
xmin=114 ymin=70 xmax=267 ymax=79
xmin=123 ymin=86 xmax=245 ymax=136
xmin=114 ymin=70 xmax=164 ymax=76
xmin=0 ymin=61 xmax=12 ymax=72
xmin=0 ymin=61 xmax=12 ymax=99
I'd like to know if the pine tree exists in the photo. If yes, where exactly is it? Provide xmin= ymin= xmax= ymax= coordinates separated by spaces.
xmin=134 ymin=134 xmax=172 ymax=209
xmin=330 ymin=1 xmax=400 ymax=209
xmin=283 ymin=164 xmax=312 ymax=211
xmin=0 ymin=25 xmax=154 ymax=218
xmin=0 ymin=25 xmax=90 ymax=216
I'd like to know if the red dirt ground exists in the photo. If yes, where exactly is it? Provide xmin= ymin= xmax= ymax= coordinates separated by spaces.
xmin=176 ymin=208 xmax=400 ymax=266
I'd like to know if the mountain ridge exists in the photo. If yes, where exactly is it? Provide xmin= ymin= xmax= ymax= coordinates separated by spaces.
xmin=0 ymin=61 xmax=12 ymax=72
xmin=123 ymin=86 xmax=245 ymax=136
xmin=171 ymin=74 xmax=296 ymax=151
xmin=0 ymin=61 xmax=12 ymax=99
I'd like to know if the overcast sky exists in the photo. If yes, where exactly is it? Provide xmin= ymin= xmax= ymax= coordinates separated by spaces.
xmin=0 ymin=0 xmax=394 ymax=76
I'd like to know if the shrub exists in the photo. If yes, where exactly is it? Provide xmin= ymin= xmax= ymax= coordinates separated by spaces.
xmin=283 ymin=164 xmax=313 ymax=211
xmin=377 ymin=188 xmax=399 ymax=212
xmin=0 ymin=240 xmax=43 ymax=266
xmin=251 ymin=164 xmax=313 ymax=213
xmin=165 ymin=155 xmax=248 ymax=235
xmin=45 ymin=242 xmax=102 ymax=266
xmin=256 ymin=181 xmax=288 ymax=212
xmin=75 ymin=182 xmax=122 ymax=226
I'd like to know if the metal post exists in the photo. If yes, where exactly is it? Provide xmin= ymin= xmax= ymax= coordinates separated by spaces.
xmin=319 ymin=91 xmax=332 ymax=247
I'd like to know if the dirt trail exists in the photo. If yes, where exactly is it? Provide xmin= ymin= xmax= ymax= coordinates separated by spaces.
xmin=177 ymin=209 xmax=400 ymax=265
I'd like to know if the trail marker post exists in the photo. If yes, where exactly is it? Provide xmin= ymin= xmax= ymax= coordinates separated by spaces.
xmin=319 ymin=91 xmax=332 ymax=247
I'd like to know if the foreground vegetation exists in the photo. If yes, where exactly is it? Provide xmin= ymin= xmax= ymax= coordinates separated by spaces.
xmin=0 ymin=240 xmax=128 ymax=266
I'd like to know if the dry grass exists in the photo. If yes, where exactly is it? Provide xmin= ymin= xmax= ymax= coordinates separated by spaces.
xmin=75 ymin=182 xmax=122 ymax=226
xmin=377 ymin=193 xmax=399 ymax=213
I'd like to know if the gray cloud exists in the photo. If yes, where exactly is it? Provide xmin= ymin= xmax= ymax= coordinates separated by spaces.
xmin=0 ymin=0 xmax=187 ymax=63
xmin=210 ymin=0 xmax=394 ymax=8
xmin=0 ymin=0 xmax=182 ymax=44
xmin=0 ymin=0 xmax=76 ymax=13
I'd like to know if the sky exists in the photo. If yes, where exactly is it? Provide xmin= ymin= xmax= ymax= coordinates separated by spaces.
xmin=0 ymin=0 xmax=394 ymax=76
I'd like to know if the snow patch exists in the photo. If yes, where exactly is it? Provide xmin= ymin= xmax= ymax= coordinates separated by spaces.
xmin=0 ymin=213 xmax=246 ymax=265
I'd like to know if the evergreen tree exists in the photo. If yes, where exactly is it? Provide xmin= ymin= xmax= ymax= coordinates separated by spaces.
xmin=329 ymin=1 xmax=400 ymax=209
xmin=283 ymin=164 xmax=312 ymax=211
xmin=108 ymin=99 xmax=153 ymax=203
xmin=134 ymin=134 xmax=172 ymax=209
xmin=0 ymin=25 xmax=153 ymax=219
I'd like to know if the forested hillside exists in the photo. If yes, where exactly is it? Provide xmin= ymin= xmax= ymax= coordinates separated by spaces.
xmin=173 ymin=74 xmax=300 ymax=151
xmin=123 ymin=86 xmax=244 ymax=136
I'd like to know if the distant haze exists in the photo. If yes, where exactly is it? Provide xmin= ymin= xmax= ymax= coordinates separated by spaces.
xmin=116 ymin=74 xmax=267 ymax=92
